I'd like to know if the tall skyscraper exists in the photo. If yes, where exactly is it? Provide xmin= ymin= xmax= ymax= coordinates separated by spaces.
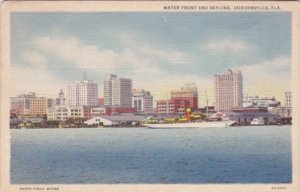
xmin=214 ymin=69 xmax=243 ymax=111
xmin=132 ymin=89 xmax=154 ymax=114
xmin=104 ymin=74 xmax=132 ymax=108
xmin=68 ymin=80 xmax=98 ymax=107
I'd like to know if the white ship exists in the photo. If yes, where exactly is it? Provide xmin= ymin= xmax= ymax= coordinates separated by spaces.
xmin=250 ymin=117 xmax=265 ymax=125
xmin=143 ymin=120 xmax=236 ymax=129
xmin=144 ymin=95 xmax=236 ymax=129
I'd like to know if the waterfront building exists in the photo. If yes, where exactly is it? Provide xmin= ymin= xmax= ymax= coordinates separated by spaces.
xmin=243 ymin=95 xmax=280 ymax=108
xmin=90 ymin=107 xmax=106 ymax=116
xmin=270 ymin=107 xmax=292 ymax=118
xmin=104 ymin=74 xmax=132 ymax=108
xmin=132 ymin=89 xmax=154 ymax=114
xmin=29 ymin=97 xmax=48 ymax=116
xmin=214 ymin=69 xmax=243 ymax=111
xmin=69 ymin=106 xmax=85 ymax=119
xmin=285 ymin=91 xmax=292 ymax=107
xmin=10 ymin=118 xmax=22 ymax=129
xmin=10 ymin=92 xmax=36 ymax=115
xmin=170 ymin=83 xmax=198 ymax=110
xmin=68 ymin=80 xmax=98 ymax=107
xmin=84 ymin=115 xmax=148 ymax=126
xmin=56 ymin=89 xmax=66 ymax=106
xmin=47 ymin=106 xmax=84 ymax=121
xmin=18 ymin=117 xmax=46 ymax=128
xmin=104 ymin=107 xmax=136 ymax=115
xmin=243 ymin=95 xmax=259 ymax=107
xmin=231 ymin=106 xmax=269 ymax=113
xmin=47 ymin=106 xmax=67 ymax=121
xmin=156 ymin=100 xmax=175 ymax=114
xmin=226 ymin=108 xmax=280 ymax=125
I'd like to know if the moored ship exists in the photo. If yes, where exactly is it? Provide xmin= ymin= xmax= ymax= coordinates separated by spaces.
xmin=142 ymin=108 xmax=236 ymax=129
xmin=143 ymin=119 xmax=236 ymax=129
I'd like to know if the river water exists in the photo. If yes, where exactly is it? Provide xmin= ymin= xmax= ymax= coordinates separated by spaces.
xmin=11 ymin=125 xmax=291 ymax=184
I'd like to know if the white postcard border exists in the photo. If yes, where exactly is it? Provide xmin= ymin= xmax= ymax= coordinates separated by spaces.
xmin=1 ymin=1 xmax=299 ymax=192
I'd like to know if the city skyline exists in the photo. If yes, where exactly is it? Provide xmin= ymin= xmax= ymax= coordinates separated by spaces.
xmin=11 ymin=71 xmax=289 ymax=109
xmin=11 ymin=12 xmax=291 ymax=106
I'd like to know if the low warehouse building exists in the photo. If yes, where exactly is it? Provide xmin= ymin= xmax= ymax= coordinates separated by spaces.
xmin=226 ymin=111 xmax=280 ymax=125
xmin=84 ymin=115 xmax=148 ymax=127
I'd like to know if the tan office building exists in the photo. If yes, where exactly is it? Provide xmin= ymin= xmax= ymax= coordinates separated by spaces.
xmin=29 ymin=97 xmax=48 ymax=115
xmin=214 ymin=70 xmax=243 ymax=111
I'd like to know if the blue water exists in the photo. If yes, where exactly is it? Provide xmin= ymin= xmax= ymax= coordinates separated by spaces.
xmin=11 ymin=126 xmax=291 ymax=184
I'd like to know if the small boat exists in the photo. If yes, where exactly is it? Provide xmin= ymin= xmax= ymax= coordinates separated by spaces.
xmin=250 ymin=117 xmax=265 ymax=125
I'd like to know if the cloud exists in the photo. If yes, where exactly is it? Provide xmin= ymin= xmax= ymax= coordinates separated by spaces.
xmin=32 ymin=36 xmax=119 ymax=70
xmin=237 ymin=56 xmax=290 ymax=79
xmin=12 ymin=51 xmax=65 ymax=97
xmin=31 ymin=35 xmax=194 ymax=71
xmin=139 ymin=47 xmax=193 ymax=67
xmin=271 ymin=56 xmax=291 ymax=69
xmin=15 ymin=35 xmax=202 ymax=101
xmin=206 ymin=39 xmax=252 ymax=53
xmin=22 ymin=51 xmax=48 ymax=67
xmin=11 ymin=64 xmax=65 ymax=98
xmin=13 ymin=34 xmax=290 ymax=106
xmin=234 ymin=56 xmax=291 ymax=102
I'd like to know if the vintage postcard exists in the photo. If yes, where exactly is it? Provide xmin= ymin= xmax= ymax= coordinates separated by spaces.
xmin=1 ymin=1 xmax=299 ymax=192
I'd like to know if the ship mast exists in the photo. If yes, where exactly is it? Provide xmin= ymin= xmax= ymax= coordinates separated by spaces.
xmin=205 ymin=90 xmax=209 ymax=118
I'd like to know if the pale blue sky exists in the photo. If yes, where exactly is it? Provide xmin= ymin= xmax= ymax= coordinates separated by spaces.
xmin=11 ymin=12 xmax=291 ymax=106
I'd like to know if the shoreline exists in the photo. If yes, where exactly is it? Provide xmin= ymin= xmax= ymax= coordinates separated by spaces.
xmin=10 ymin=124 xmax=292 ymax=130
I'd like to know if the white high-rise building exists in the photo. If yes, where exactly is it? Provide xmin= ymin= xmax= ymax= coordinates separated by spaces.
xmin=68 ymin=80 xmax=98 ymax=107
xmin=214 ymin=69 xmax=243 ymax=111
xmin=104 ymin=74 xmax=132 ymax=108
xmin=132 ymin=89 xmax=154 ymax=114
